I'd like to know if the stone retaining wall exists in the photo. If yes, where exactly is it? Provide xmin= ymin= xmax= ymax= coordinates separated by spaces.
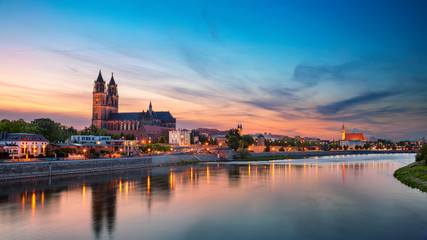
xmin=0 ymin=154 xmax=218 ymax=180
xmin=250 ymin=150 xmax=412 ymax=158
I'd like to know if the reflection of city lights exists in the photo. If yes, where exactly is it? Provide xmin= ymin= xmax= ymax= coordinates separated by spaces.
xmin=248 ymin=165 xmax=251 ymax=177
xmin=191 ymin=167 xmax=193 ymax=184
xmin=22 ymin=195 xmax=25 ymax=211
xmin=31 ymin=192 xmax=36 ymax=211
xmin=41 ymin=192 xmax=44 ymax=207
xmin=147 ymin=176 xmax=150 ymax=196
xmin=82 ymin=184 xmax=86 ymax=202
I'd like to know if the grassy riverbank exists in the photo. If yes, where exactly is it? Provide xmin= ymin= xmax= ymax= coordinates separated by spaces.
xmin=394 ymin=160 xmax=427 ymax=193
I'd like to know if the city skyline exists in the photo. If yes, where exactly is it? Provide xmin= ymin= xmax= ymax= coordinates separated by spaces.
xmin=1 ymin=0 xmax=427 ymax=140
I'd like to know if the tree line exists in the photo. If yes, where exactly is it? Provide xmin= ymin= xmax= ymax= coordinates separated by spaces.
xmin=0 ymin=118 xmax=138 ymax=143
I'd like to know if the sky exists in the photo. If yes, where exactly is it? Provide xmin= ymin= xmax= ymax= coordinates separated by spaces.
xmin=0 ymin=0 xmax=426 ymax=140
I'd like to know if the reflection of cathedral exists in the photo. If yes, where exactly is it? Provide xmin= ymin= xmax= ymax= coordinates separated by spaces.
xmin=92 ymin=71 xmax=176 ymax=140
xmin=92 ymin=182 xmax=117 ymax=239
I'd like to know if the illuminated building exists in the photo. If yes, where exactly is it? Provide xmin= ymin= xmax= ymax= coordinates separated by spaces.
xmin=91 ymin=70 xmax=176 ymax=140
xmin=0 ymin=132 xmax=49 ymax=157
xmin=169 ymin=129 xmax=191 ymax=146
xmin=340 ymin=124 xmax=366 ymax=149
xmin=237 ymin=123 xmax=243 ymax=136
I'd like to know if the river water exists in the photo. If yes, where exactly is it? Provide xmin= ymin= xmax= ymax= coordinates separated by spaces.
xmin=0 ymin=153 xmax=426 ymax=240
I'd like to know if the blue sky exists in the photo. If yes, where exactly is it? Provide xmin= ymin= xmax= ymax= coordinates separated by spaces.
xmin=0 ymin=0 xmax=426 ymax=140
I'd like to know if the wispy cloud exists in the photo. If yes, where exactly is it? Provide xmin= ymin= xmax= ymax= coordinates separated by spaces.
xmin=201 ymin=9 xmax=218 ymax=41
xmin=317 ymin=91 xmax=404 ymax=115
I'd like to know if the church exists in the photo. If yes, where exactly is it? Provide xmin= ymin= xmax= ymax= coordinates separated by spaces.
xmin=92 ymin=70 xmax=176 ymax=140
xmin=340 ymin=124 xmax=366 ymax=149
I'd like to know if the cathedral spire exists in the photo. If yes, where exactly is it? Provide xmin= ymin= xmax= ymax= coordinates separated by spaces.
xmin=96 ymin=70 xmax=104 ymax=82
xmin=109 ymin=72 xmax=116 ymax=85
xmin=149 ymin=101 xmax=153 ymax=112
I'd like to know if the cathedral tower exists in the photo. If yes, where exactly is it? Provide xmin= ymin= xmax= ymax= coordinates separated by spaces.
xmin=106 ymin=73 xmax=119 ymax=120
xmin=342 ymin=123 xmax=346 ymax=140
xmin=92 ymin=70 xmax=108 ymax=129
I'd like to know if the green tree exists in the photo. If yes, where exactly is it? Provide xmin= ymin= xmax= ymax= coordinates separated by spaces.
xmin=226 ymin=128 xmax=241 ymax=140
xmin=161 ymin=129 xmax=170 ymax=142
xmin=239 ymin=139 xmax=248 ymax=149
xmin=236 ymin=148 xmax=251 ymax=158
xmin=190 ymin=131 xmax=194 ymax=144
xmin=199 ymin=134 xmax=208 ymax=144
xmin=415 ymin=144 xmax=427 ymax=162
xmin=241 ymin=135 xmax=255 ymax=147
xmin=227 ymin=135 xmax=239 ymax=151
xmin=157 ymin=136 xmax=167 ymax=144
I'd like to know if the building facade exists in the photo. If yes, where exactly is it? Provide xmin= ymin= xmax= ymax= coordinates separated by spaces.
xmin=169 ymin=129 xmax=191 ymax=146
xmin=70 ymin=135 xmax=112 ymax=144
xmin=91 ymin=70 xmax=176 ymax=140
xmin=340 ymin=124 xmax=366 ymax=149
xmin=0 ymin=132 xmax=49 ymax=157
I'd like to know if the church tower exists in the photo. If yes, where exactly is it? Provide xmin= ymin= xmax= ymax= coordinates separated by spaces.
xmin=106 ymin=73 xmax=119 ymax=123
xmin=342 ymin=123 xmax=346 ymax=140
xmin=237 ymin=123 xmax=243 ymax=136
xmin=92 ymin=70 xmax=108 ymax=129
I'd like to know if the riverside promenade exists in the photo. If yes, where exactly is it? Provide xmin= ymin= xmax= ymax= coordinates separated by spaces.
xmin=0 ymin=150 xmax=412 ymax=180
xmin=0 ymin=154 xmax=218 ymax=180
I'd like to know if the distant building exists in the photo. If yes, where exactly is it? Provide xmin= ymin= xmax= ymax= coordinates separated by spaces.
xmin=237 ymin=123 xmax=243 ymax=136
xmin=91 ymin=70 xmax=176 ymax=140
xmin=169 ymin=129 xmax=191 ymax=146
xmin=256 ymin=134 xmax=265 ymax=146
xmin=211 ymin=135 xmax=227 ymax=146
xmin=0 ymin=132 xmax=49 ymax=157
xmin=340 ymin=124 xmax=366 ymax=149
xmin=71 ymin=135 xmax=112 ymax=144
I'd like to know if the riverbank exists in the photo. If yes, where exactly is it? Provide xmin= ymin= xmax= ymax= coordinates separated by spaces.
xmin=0 ymin=150 xmax=413 ymax=180
xmin=0 ymin=154 xmax=218 ymax=180
xmin=394 ymin=160 xmax=427 ymax=193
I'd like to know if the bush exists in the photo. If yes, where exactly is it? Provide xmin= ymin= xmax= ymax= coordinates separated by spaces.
xmin=86 ymin=148 xmax=100 ymax=159
xmin=279 ymin=147 xmax=285 ymax=152
xmin=236 ymin=149 xmax=251 ymax=158
xmin=415 ymin=144 xmax=427 ymax=162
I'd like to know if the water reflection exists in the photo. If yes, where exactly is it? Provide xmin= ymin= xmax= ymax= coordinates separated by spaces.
xmin=0 ymin=154 xmax=424 ymax=240
xmin=92 ymin=181 xmax=117 ymax=239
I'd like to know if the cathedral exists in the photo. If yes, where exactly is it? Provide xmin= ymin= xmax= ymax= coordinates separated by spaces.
xmin=92 ymin=70 xmax=176 ymax=139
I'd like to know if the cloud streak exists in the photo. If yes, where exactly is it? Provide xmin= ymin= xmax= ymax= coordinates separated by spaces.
xmin=317 ymin=91 xmax=404 ymax=115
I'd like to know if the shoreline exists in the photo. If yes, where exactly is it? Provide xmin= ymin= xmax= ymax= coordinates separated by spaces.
xmin=0 ymin=150 xmax=413 ymax=181
xmin=394 ymin=160 xmax=427 ymax=193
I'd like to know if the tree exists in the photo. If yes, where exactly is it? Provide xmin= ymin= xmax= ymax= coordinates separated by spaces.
xmin=157 ymin=136 xmax=167 ymax=144
xmin=239 ymin=139 xmax=248 ymax=149
xmin=161 ymin=129 xmax=170 ymax=142
xmin=226 ymin=128 xmax=241 ymax=140
xmin=190 ymin=131 xmax=194 ymax=144
xmin=235 ymin=149 xmax=251 ymax=158
xmin=415 ymin=144 xmax=427 ymax=162
xmin=241 ymin=135 xmax=255 ymax=147
xmin=227 ymin=135 xmax=239 ymax=150
xmin=199 ymin=134 xmax=208 ymax=144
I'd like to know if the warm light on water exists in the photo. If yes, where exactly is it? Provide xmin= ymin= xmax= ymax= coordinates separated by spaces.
xmin=0 ymin=154 xmax=426 ymax=240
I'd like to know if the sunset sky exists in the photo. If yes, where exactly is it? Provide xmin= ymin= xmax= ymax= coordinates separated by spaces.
xmin=0 ymin=0 xmax=426 ymax=140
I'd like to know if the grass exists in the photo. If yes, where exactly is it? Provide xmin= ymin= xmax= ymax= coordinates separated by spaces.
xmin=394 ymin=160 xmax=427 ymax=193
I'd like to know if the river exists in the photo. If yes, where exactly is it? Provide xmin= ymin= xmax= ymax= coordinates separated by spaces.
xmin=0 ymin=153 xmax=426 ymax=239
